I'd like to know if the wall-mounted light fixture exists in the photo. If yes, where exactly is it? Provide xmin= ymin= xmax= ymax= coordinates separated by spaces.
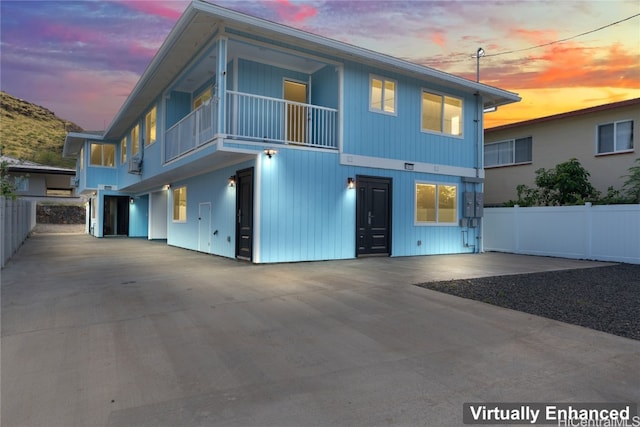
xmin=347 ymin=177 xmax=355 ymax=189
xmin=130 ymin=197 xmax=135 ymax=204
xmin=164 ymin=184 xmax=171 ymax=190
xmin=264 ymin=148 xmax=277 ymax=158
xmin=228 ymin=175 xmax=236 ymax=187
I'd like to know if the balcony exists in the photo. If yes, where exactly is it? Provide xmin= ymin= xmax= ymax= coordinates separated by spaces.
xmin=165 ymin=91 xmax=338 ymax=163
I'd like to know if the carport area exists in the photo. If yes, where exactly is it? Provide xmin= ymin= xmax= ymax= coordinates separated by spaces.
xmin=2 ymin=234 xmax=639 ymax=426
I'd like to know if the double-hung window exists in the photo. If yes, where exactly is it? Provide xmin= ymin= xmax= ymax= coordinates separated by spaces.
xmin=145 ymin=106 xmax=157 ymax=146
xmin=370 ymin=75 xmax=396 ymax=114
xmin=485 ymin=137 xmax=532 ymax=167
xmin=89 ymin=143 xmax=115 ymax=167
xmin=597 ymin=120 xmax=633 ymax=155
xmin=415 ymin=182 xmax=458 ymax=224
xmin=131 ymin=124 xmax=140 ymax=157
xmin=422 ymin=91 xmax=463 ymax=137
xmin=173 ymin=186 xmax=187 ymax=222
xmin=120 ymin=136 xmax=127 ymax=164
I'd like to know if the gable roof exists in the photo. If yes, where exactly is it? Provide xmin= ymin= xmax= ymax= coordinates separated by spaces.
xmin=103 ymin=0 xmax=520 ymax=140
xmin=486 ymin=98 xmax=640 ymax=133
xmin=1 ymin=155 xmax=75 ymax=175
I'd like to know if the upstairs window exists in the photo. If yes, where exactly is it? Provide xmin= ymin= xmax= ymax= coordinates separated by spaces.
xmin=89 ymin=144 xmax=115 ymax=167
xmin=597 ymin=120 xmax=633 ymax=155
xmin=121 ymin=136 xmax=127 ymax=164
xmin=485 ymin=137 xmax=533 ymax=167
xmin=145 ymin=106 xmax=157 ymax=146
xmin=415 ymin=182 xmax=458 ymax=224
xmin=422 ymin=91 xmax=463 ymax=137
xmin=370 ymin=76 xmax=396 ymax=114
xmin=173 ymin=186 xmax=187 ymax=222
xmin=131 ymin=124 xmax=140 ymax=157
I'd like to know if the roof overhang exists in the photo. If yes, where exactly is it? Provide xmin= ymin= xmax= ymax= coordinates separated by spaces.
xmin=63 ymin=132 xmax=104 ymax=158
xmin=103 ymin=1 xmax=520 ymax=140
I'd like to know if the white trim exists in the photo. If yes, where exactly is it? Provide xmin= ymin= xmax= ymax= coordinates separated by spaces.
xmin=420 ymin=88 xmax=464 ymax=139
xmin=253 ymin=155 xmax=261 ymax=263
xmin=340 ymin=153 xmax=483 ymax=179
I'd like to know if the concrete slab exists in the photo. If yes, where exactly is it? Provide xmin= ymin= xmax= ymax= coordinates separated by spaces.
xmin=2 ymin=235 xmax=638 ymax=426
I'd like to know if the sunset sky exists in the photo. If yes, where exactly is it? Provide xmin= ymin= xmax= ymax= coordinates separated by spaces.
xmin=1 ymin=0 xmax=638 ymax=131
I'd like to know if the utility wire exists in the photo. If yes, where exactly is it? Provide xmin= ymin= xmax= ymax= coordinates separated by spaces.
xmin=483 ymin=12 xmax=640 ymax=58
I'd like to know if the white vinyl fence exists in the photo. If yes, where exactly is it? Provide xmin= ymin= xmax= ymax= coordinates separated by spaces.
xmin=484 ymin=203 xmax=640 ymax=264
xmin=1 ymin=197 xmax=37 ymax=268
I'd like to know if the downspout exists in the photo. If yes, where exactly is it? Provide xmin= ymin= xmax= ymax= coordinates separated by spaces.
xmin=474 ymin=91 xmax=483 ymax=253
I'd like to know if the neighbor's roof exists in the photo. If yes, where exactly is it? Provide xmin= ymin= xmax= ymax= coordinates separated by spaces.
xmin=103 ymin=0 xmax=520 ymax=140
xmin=486 ymin=98 xmax=640 ymax=133
xmin=1 ymin=155 xmax=75 ymax=175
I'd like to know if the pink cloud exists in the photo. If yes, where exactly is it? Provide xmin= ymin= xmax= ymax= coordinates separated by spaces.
xmin=272 ymin=0 xmax=317 ymax=23
xmin=114 ymin=1 xmax=185 ymax=20
xmin=431 ymin=31 xmax=446 ymax=47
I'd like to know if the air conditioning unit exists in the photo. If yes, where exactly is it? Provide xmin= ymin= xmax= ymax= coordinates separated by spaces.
xmin=128 ymin=156 xmax=142 ymax=174
xmin=70 ymin=176 xmax=79 ymax=187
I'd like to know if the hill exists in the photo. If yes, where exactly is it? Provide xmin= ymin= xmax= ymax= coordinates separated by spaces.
xmin=0 ymin=91 xmax=83 ymax=168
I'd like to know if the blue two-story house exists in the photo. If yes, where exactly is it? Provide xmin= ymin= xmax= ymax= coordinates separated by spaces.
xmin=64 ymin=1 xmax=520 ymax=263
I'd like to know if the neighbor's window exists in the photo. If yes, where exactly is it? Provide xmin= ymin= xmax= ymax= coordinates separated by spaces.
xmin=14 ymin=176 xmax=29 ymax=192
xmin=415 ymin=182 xmax=457 ymax=224
xmin=131 ymin=124 xmax=140 ymax=157
xmin=121 ymin=136 xmax=127 ymax=164
xmin=89 ymin=143 xmax=115 ymax=167
xmin=173 ymin=186 xmax=187 ymax=222
xmin=485 ymin=137 xmax=532 ymax=167
xmin=422 ymin=91 xmax=463 ymax=136
xmin=193 ymin=89 xmax=212 ymax=109
xmin=370 ymin=76 xmax=396 ymax=114
xmin=145 ymin=106 xmax=157 ymax=146
xmin=597 ymin=120 xmax=634 ymax=154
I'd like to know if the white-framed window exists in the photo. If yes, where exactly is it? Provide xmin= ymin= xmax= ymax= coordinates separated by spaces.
xmin=172 ymin=186 xmax=187 ymax=222
xmin=193 ymin=89 xmax=212 ymax=110
xmin=145 ymin=106 xmax=157 ymax=146
xmin=121 ymin=136 xmax=127 ymax=164
xmin=14 ymin=176 xmax=29 ymax=192
xmin=421 ymin=90 xmax=463 ymax=137
xmin=369 ymin=75 xmax=396 ymax=114
xmin=131 ymin=124 xmax=140 ymax=157
xmin=89 ymin=143 xmax=115 ymax=167
xmin=597 ymin=120 xmax=634 ymax=155
xmin=415 ymin=182 xmax=458 ymax=225
xmin=485 ymin=136 xmax=532 ymax=167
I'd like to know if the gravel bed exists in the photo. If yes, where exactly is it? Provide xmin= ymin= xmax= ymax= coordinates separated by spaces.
xmin=416 ymin=264 xmax=640 ymax=341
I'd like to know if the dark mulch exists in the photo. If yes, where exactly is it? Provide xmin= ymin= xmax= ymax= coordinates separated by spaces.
xmin=416 ymin=264 xmax=640 ymax=341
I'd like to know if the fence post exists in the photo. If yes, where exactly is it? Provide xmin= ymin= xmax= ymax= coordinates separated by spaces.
xmin=513 ymin=205 xmax=520 ymax=253
xmin=584 ymin=202 xmax=593 ymax=260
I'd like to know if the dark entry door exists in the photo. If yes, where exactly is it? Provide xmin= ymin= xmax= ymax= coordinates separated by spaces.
xmin=236 ymin=168 xmax=254 ymax=261
xmin=103 ymin=196 xmax=129 ymax=236
xmin=356 ymin=176 xmax=391 ymax=256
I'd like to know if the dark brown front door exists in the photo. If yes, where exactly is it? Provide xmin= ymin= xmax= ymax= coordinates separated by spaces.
xmin=236 ymin=168 xmax=254 ymax=261
xmin=356 ymin=176 xmax=392 ymax=256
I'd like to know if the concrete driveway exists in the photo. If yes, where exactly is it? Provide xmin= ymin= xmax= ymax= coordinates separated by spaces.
xmin=2 ymin=234 xmax=638 ymax=426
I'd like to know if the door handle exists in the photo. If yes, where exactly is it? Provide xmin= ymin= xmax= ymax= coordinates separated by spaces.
xmin=368 ymin=211 xmax=372 ymax=225
xmin=237 ymin=209 xmax=242 ymax=224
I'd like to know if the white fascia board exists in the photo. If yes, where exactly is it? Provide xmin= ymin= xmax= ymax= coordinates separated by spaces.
xmin=341 ymin=153 xmax=485 ymax=179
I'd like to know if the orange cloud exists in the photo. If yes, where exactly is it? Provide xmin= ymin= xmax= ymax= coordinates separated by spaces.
xmin=431 ymin=31 xmax=446 ymax=47
xmin=508 ymin=28 xmax=558 ymax=45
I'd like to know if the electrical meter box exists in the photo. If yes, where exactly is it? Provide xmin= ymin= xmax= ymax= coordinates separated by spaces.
xmin=463 ymin=192 xmax=484 ymax=217
xmin=474 ymin=192 xmax=484 ymax=217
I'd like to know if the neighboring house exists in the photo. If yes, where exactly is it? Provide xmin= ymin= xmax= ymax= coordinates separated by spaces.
xmin=63 ymin=1 xmax=519 ymax=263
xmin=484 ymin=98 xmax=639 ymax=206
xmin=1 ymin=155 xmax=77 ymax=199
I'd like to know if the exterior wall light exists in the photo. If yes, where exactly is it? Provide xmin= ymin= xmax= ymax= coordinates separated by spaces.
xmin=347 ymin=177 xmax=355 ymax=189
xmin=130 ymin=197 xmax=135 ymax=204
xmin=228 ymin=175 xmax=236 ymax=187
xmin=264 ymin=149 xmax=277 ymax=158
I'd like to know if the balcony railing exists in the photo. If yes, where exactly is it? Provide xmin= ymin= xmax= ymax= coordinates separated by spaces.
xmin=165 ymin=100 xmax=216 ymax=163
xmin=165 ymin=91 xmax=338 ymax=163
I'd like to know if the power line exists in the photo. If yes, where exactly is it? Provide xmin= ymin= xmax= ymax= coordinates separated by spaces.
xmin=483 ymin=12 xmax=640 ymax=58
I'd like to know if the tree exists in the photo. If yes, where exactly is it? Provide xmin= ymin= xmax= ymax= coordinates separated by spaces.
xmin=508 ymin=158 xmax=598 ymax=206
xmin=1 ymin=160 xmax=17 ymax=199
xmin=622 ymin=158 xmax=640 ymax=203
